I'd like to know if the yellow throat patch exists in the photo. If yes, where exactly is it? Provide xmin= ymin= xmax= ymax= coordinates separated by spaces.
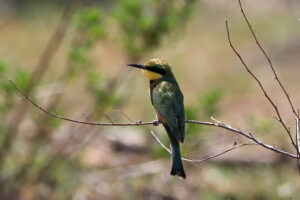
xmin=141 ymin=69 xmax=162 ymax=80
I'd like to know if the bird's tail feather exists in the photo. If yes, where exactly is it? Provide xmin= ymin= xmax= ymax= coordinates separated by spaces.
xmin=169 ymin=134 xmax=186 ymax=179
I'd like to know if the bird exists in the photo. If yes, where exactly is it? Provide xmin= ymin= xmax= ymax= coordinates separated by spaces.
xmin=128 ymin=58 xmax=186 ymax=179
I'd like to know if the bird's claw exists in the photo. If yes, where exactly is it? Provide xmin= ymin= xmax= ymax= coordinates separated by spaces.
xmin=153 ymin=120 xmax=161 ymax=126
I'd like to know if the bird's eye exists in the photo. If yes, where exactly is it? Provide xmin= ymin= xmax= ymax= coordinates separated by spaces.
xmin=150 ymin=65 xmax=166 ymax=75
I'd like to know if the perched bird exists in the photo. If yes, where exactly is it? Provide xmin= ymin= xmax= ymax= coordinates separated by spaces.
xmin=128 ymin=58 xmax=186 ymax=179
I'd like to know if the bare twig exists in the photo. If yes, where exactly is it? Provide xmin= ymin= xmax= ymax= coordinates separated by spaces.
xmin=188 ymin=119 xmax=298 ymax=159
xmin=229 ymin=0 xmax=300 ymax=171
xmin=297 ymin=118 xmax=300 ymax=154
xmin=296 ymin=118 xmax=300 ymax=173
xmin=9 ymin=80 xmax=155 ymax=126
xmin=237 ymin=0 xmax=298 ymax=118
xmin=182 ymin=143 xmax=255 ymax=163
xmin=150 ymin=131 xmax=171 ymax=154
xmin=10 ymin=80 xmax=299 ymax=159
xmin=225 ymin=21 xmax=297 ymax=149
xmin=98 ymin=109 xmax=115 ymax=124
xmin=150 ymin=131 xmax=255 ymax=162
xmin=210 ymin=116 xmax=222 ymax=124
xmin=114 ymin=109 xmax=134 ymax=123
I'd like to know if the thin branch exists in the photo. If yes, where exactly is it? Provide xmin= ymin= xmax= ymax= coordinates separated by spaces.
xmin=182 ymin=143 xmax=255 ymax=163
xmin=188 ymin=119 xmax=298 ymax=159
xmin=9 ymin=80 xmax=153 ymax=127
xmin=150 ymin=131 xmax=255 ymax=162
xmin=239 ymin=0 xmax=300 ymax=168
xmin=10 ymin=80 xmax=299 ymax=160
xmin=233 ymin=0 xmax=300 ymax=167
xmin=237 ymin=0 xmax=298 ymax=118
xmin=114 ymin=109 xmax=134 ymax=123
xmin=297 ymin=118 xmax=300 ymax=154
xmin=98 ymin=109 xmax=115 ymax=124
xmin=225 ymin=21 xmax=297 ymax=149
xmin=296 ymin=118 xmax=300 ymax=174
xmin=150 ymin=131 xmax=171 ymax=154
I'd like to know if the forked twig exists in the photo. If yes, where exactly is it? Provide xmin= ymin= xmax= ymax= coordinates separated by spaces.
xmin=150 ymin=131 xmax=256 ymax=162
xmin=190 ymin=118 xmax=297 ymax=159
xmin=225 ymin=21 xmax=297 ymax=149
xmin=229 ymin=0 xmax=300 ymax=173
xmin=237 ymin=0 xmax=298 ymax=118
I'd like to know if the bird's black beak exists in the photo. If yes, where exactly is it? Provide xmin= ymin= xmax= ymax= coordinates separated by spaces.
xmin=128 ymin=63 xmax=165 ymax=75
xmin=127 ymin=64 xmax=146 ymax=70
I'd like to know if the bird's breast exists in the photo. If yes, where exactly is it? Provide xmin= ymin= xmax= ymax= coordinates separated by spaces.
xmin=151 ymin=81 xmax=177 ymax=105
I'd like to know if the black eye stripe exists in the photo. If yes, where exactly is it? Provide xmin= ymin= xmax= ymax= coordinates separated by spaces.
xmin=148 ymin=66 xmax=166 ymax=75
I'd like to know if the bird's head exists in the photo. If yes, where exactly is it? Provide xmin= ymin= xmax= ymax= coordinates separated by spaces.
xmin=128 ymin=58 xmax=172 ymax=80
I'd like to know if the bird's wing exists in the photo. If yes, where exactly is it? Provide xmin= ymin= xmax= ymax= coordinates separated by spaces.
xmin=175 ymin=97 xmax=185 ymax=142
xmin=153 ymin=85 xmax=185 ymax=143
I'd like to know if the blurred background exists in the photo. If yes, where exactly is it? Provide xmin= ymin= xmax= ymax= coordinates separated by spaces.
xmin=0 ymin=0 xmax=300 ymax=199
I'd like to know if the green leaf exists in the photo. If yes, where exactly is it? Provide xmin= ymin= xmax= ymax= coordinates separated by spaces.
xmin=14 ymin=69 xmax=30 ymax=91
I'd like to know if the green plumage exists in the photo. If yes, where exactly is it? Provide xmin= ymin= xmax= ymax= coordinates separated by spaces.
xmin=128 ymin=58 xmax=186 ymax=179
xmin=150 ymin=76 xmax=185 ymax=143
xmin=149 ymin=65 xmax=186 ymax=179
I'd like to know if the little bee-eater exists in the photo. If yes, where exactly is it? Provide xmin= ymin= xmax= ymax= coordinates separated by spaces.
xmin=128 ymin=58 xmax=186 ymax=179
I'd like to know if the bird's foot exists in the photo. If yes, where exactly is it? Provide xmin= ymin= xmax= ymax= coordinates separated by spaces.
xmin=153 ymin=120 xmax=161 ymax=126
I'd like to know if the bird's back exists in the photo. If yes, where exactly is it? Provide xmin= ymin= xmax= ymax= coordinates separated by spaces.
xmin=150 ymin=78 xmax=185 ymax=142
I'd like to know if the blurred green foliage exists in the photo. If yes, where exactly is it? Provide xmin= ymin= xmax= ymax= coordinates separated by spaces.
xmin=113 ymin=0 xmax=195 ymax=57
xmin=0 ymin=60 xmax=7 ymax=74
xmin=0 ymin=1 xmax=199 ymax=199
xmin=0 ymin=60 xmax=14 ymax=94
xmin=67 ymin=7 xmax=105 ymax=77
xmin=14 ymin=69 xmax=30 ymax=90
xmin=248 ymin=116 xmax=274 ymax=133
xmin=0 ymin=61 xmax=31 ymax=115
xmin=87 ymin=72 xmax=122 ymax=111
xmin=76 ymin=8 xmax=105 ymax=43
xmin=184 ymin=87 xmax=223 ymax=140
xmin=185 ymin=105 xmax=204 ymax=135
xmin=200 ymin=87 xmax=223 ymax=117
